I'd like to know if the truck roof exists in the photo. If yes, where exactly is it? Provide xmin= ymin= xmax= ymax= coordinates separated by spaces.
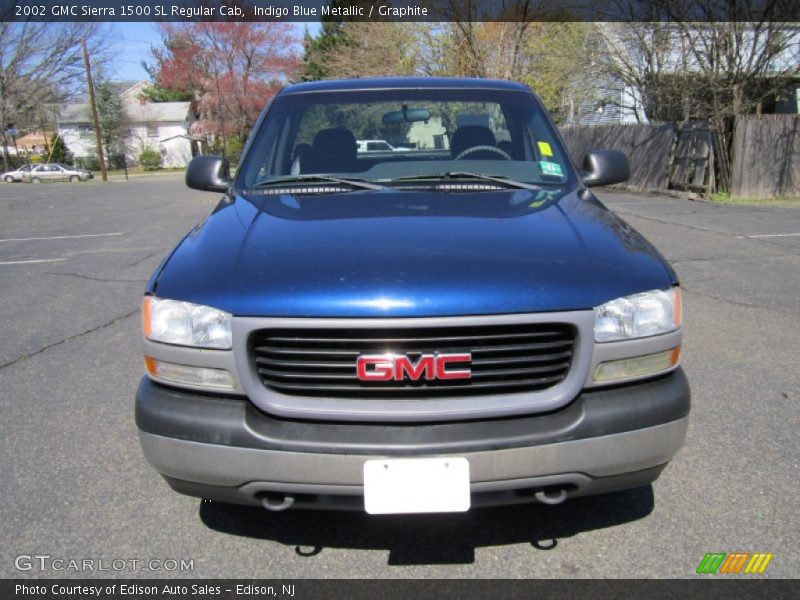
xmin=278 ymin=77 xmax=530 ymax=96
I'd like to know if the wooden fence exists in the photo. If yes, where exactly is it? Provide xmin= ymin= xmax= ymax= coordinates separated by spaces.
xmin=560 ymin=123 xmax=676 ymax=191
xmin=561 ymin=115 xmax=800 ymax=198
xmin=730 ymin=115 xmax=800 ymax=198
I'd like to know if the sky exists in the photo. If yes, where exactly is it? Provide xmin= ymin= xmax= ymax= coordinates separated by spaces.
xmin=110 ymin=22 xmax=320 ymax=82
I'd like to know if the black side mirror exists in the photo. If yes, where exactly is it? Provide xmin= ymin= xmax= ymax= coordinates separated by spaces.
xmin=581 ymin=149 xmax=630 ymax=187
xmin=186 ymin=155 xmax=231 ymax=192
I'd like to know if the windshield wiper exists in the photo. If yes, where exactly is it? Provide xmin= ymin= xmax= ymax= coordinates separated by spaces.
xmin=388 ymin=172 xmax=542 ymax=191
xmin=251 ymin=174 xmax=384 ymax=191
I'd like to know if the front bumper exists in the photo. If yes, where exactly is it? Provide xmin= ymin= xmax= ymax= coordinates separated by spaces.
xmin=136 ymin=369 xmax=690 ymax=510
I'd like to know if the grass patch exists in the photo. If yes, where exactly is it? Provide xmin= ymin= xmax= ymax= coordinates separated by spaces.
xmin=710 ymin=192 xmax=799 ymax=208
xmin=86 ymin=167 xmax=186 ymax=180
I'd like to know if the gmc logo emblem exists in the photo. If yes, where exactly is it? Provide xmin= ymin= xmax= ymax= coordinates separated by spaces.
xmin=357 ymin=353 xmax=472 ymax=382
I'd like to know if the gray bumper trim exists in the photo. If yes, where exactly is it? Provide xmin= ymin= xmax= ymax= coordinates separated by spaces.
xmin=139 ymin=416 xmax=688 ymax=489
xmin=163 ymin=466 xmax=668 ymax=509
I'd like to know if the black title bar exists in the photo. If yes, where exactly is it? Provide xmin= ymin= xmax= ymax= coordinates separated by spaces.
xmin=2 ymin=0 xmax=800 ymax=22
xmin=2 ymin=579 xmax=799 ymax=600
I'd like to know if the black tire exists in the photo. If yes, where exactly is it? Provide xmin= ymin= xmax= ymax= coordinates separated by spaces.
xmin=31 ymin=177 xmax=42 ymax=184
xmin=4 ymin=175 xmax=13 ymax=183
xmin=69 ymin=175 xmax=79 ymax=182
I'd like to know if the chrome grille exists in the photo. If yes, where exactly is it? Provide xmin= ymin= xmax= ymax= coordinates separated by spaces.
xmin=250 ymin=323 xmax=575 ymax=398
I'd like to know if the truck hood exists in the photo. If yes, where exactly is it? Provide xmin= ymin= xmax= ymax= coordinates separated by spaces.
xmin=152 ymin=188 xmax=675 ymax=317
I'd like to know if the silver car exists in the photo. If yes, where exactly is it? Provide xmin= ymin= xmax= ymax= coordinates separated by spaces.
xmin=2 ymin=164 xmax=35 ymax=183
xmin=22 ymin=163 xmax=93 ymax=183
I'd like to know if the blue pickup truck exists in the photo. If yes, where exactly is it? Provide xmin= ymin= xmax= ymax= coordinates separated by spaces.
xmin=136 ymin=78 xmax=688 ymax=515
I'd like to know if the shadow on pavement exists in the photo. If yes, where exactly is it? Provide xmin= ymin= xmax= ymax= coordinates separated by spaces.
xmin=199 ymin=486 xmax=654 ymax=565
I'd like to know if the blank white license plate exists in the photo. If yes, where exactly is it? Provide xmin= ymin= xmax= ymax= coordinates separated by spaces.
xmin=363 ymin=457 xmax=470 ymax=515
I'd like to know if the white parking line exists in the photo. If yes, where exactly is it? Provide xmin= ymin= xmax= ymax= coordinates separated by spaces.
xmin=0 ymin=258 xmax=66 ymax=265
xmin=739 ymin=233 xmax=800 ymax=239
xmin=0 ymin=232 xmax=123 ymax=243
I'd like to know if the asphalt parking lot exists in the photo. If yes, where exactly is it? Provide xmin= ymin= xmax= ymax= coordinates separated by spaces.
xmin=1 ymin=177 xmax=798 ymax=578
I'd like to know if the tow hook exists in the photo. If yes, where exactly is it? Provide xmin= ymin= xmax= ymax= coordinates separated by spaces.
xmin=534 ymin=488 xmax=568 ymax=505
xmin=261 ymin=494 xmax=296 ymax=511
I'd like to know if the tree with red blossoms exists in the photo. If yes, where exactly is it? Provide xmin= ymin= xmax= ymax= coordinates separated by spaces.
xmin=147 ymin=20 xmax=300 ymax=154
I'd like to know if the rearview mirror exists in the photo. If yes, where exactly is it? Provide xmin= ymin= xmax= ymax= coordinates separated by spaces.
xmin=382 ymin=107 xmax=431 ymax=125
xmin=186 ymin=155 xmax=231 ymax=193
xmin=581 ymin=149 xmax=630 ymax=187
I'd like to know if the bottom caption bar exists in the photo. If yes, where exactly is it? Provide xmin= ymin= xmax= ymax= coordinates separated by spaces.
xmin=2 ymin=579 xmax=793 ymax=600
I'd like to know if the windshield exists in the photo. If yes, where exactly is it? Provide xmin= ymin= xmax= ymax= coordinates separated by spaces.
xmin=236 ymin=88 xmax=577 ymax=191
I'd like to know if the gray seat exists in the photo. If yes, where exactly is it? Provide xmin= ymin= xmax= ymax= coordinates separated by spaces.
xmin=303 ymin=128 xmax=357 ymax=173
xmin=450 ymin=126 xmax=497 ymax=159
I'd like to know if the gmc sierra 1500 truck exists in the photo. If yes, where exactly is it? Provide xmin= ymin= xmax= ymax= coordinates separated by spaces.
xmin=136 ymin=78 xmax=689 ymax=515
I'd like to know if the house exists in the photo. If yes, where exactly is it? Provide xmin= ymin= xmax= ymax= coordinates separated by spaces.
xmin=57 ymin=81 xmax=197 ymax=168
xmin=565 ymin=24 xmax=800 ymax=125
xmin=15 ymin=130 xmax=53 ymax=157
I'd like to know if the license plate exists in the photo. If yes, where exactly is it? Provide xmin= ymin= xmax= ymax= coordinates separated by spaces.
xmin=363 ymin=457 xmax=470 ymax=514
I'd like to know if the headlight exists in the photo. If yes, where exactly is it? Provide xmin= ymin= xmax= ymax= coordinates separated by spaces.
xmin=594 ymin=287 xmax=681 ymax=342
xmin=143 ymin=297 xmax=232 ymax=349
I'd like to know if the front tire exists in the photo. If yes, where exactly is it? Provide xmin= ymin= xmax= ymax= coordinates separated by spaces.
xmin=4 ymin=175 xmax=13 ymax=183
xmin=70 ymin=175 xmax=79 ymax=182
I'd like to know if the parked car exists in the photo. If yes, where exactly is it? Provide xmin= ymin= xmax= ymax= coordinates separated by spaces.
xmin=2 ymin=164 xmax=35 ymax=182
xmin=137 ymin=78 xmax=689 ymax=515
xmin=22 ymin=163 xmax=93 ymax=183
xmin=356 ymin=139 xmax=398 ymax=152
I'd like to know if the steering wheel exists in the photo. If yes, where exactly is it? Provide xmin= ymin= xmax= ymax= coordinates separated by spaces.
xmin=454 ymin=145 xmax=512 ymax=160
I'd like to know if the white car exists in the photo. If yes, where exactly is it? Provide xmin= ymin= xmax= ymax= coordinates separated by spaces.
xmin=2 ymin=164 xmax=35 ymax=182
xmin=356 ymin=139 xmax=398 ymax=153
xmin=21 ymin=163 xmax=93 ymax=183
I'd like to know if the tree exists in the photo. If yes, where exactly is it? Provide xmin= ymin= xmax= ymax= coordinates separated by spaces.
xmin=594 ymin=2 xmax=800 ymax=176
xmin=520 ymin=23 xmax=589 ymax=123
xmin=302 ymin=21 xmax=350 ymax=81
xmin=138 ymin=82 xmax=193 ymax=103
xmin=138 ymin=148 xmax=161 ymax=170
xmin=0 ymin=22 xmax=111 ymax=170
xmin=301 ymin=0 xmax=386 ymax=81
xmin=48 ymin=133 xmax=72 ymax=164
xmin=143 ymin=30 xmax=205 ymax=100
xmin=424 ymin=0 xmax=550 ymax=79
xmin=147 ymin=21 xmax=300 ymax=152
xmin=93 ymin=81 xmax=128 ymax=166
xmin=305 ymin=22 xmax=417 ymax=80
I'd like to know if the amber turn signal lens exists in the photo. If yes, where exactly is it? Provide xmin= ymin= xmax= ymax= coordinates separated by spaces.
xmin=144 ymin=356 xmax=235 ymax=389
xmin=593 ymin=347 xmax=681 ymax=383
xmin=142 ymin=297 xmax=152 ymax=338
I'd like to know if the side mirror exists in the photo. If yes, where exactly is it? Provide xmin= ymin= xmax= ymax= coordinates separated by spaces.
xmin=186 ymin=155 xmax=231 ymax=192
xmin=581 ymin=149 xmax=629 ymax=187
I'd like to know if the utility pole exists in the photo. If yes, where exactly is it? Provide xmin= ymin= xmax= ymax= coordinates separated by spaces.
xmin=82 ymin=35 xmax=107 ymax=182
xmin=40 ymin=114 xmax=50 ymax=154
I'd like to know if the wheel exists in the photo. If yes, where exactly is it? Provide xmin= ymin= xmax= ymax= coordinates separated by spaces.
xmin=4 ymin=175 xmax=13 ymax=183
xmin=454 ymin=145 xmax=512 ymax=160
xmin=69 ymin=175 xmax=79 ymax=182
xmin=31 ymin=177 xmax=42 ymax=183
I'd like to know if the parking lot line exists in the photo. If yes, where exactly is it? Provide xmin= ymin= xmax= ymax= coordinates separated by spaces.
xmin=739 ymin=232 xmax=800 ymax=238
xmin=0 ymin=232 xmax=123 ymax=243
xmin=0 ymin=258 xmax=66 ymax=265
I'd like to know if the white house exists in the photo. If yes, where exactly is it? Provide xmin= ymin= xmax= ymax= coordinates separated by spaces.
xmin=57 ymin=81 xmax=196 ymax=168
xmin=565 ymin=24 xmax=800 ymax=126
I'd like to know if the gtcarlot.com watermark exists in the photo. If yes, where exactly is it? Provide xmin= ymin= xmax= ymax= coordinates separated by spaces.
xmin=14 ymin=554 xmax=194 ymax=573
